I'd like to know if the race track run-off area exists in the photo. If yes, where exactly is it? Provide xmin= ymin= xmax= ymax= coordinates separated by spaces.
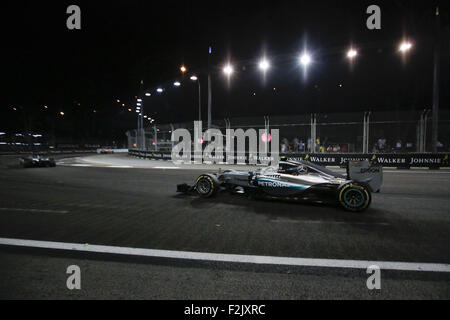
xmin=0 ymin=154 xmax=449 ymax=299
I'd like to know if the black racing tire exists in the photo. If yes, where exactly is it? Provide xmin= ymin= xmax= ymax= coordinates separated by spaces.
xmin=195 ymin=175 xmax=219 ymax=198
xmin=338 ymin=183 xmax=372 ymax=212
xmin=20 ymin=160 xmax=31 ymax=168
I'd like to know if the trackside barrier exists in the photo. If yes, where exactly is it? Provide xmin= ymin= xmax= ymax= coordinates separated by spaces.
xmin=128 ymin=150 xmax=449 ymax=169
xmin=284 ymin=153 xmax=449 ymax=169
xmin=0 ymin=150 xmax=98 ymax=156
xmin=96 ymin=149 xmax=129 ymax=154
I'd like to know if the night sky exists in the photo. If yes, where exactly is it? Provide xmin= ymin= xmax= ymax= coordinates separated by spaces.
xmin=2 ymin=0 xmax=449 ymax=142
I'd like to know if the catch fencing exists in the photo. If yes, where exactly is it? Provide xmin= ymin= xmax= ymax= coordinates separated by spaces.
xmin=126 ymin=110 xmax=450 ymax=168
xmin=126 ymin=110 xmax=450 ymax=155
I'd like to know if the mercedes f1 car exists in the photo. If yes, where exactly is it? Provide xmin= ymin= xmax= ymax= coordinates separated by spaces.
xmin=177 ymin=160 xmax=383 ymax=212
xmin=19 ymin=154 xmax=56 ymax=168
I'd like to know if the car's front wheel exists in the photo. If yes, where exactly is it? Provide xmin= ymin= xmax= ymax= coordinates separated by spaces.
xmin=195 ymin=175 xmax=219 ymax=198
xmin=338 ymin=183 xmax=372 ymax=212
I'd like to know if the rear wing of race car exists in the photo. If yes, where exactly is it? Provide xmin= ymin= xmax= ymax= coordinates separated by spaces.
xmin=347 ymin=160 xmax=383 ymax=193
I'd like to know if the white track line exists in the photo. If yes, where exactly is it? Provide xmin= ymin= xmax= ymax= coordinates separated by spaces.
xmin=0 ymin=238 xmax=449 ymax=273
xmin=65 ymin=164 xmax=93 ymax=167
xmin=271 ymin=219 xmax=390 ymax=226
xmin=106 ymin=166 xmax=133 ymax=169
xmin=0 ymin=208 xmax=69 ymax=214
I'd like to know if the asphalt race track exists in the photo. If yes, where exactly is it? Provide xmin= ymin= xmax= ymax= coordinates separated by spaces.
xmin=0 ymin=154 xmax=449 ymax=299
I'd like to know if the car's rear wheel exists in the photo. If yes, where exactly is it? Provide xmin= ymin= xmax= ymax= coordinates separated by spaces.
xmin=195 ymin=175 xmax=218 ymax=198
xmin=338 ymin=183 xmax=371 ymax=212
xmin=19 ymin=160 xmax=30 ymax=168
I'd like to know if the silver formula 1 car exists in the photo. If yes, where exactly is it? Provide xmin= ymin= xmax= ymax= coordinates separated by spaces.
xmin=177 ymin=160 xmax=383 ymax=212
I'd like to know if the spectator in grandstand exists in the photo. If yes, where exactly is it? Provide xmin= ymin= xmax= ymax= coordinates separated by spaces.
xmin=281 ymin=138 xmax=290 ymax=152
xmin=299 ymin=140 xmax=306 ymax=152
xmin=378 ymin=138 xmax=386 ymax=151
xmin=281 ymin=138 xmax=291 ymax=153
xmin=372 ymin=144 xmax=379 ymax=153
xmin=292 ymin=137 xmax=300 ymax=152
xmin=333 ymin=145 xmax=341 ymax=153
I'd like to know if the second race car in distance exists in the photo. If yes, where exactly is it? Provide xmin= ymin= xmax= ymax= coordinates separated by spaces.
xmin=19 ymin=154 xmax=56 ymax=168
xmin=177 ymin=160 xmax=383 ymax=212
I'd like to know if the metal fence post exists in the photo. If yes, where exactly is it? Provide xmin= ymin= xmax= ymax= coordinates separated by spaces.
xmin=310 ymin=114 xmax=317 ymax=153
xmin=363 ymin=114 xmax=366 ymax=154
xmin=423 ymin=111 xmax=429 ymax=153
xmin=170 ymin=124 xmax=175 ymax=150
xmin=142 ymin=128 xmax=146 ymax=151
xmin=264 ymin=116 xmax=269 ymax=154
xmin=363 ymin=112 xmax=371 ymax=154
xmin=432 ymin=6 xmax=440 ymax=153
xmin=367 ymin=112 xmax=370 ymax=153
xmin=154 ymin=125 xmax=158 ymax=152
xmin=419 ymin=110 xmax=431 ymax=153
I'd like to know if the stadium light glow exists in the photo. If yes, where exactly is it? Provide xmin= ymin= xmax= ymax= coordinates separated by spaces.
xmin=223 ymin=64 xmax=234 ymax=76
xmin=300 ymin=53 xmax=312 ymax=67
xmin=399 ymin=41 xmax=413 ymax=53
xmin=347 ymin=49 xmax=358 ymax=59
xmin=258 ymin=59 xmax=270 ymax=72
